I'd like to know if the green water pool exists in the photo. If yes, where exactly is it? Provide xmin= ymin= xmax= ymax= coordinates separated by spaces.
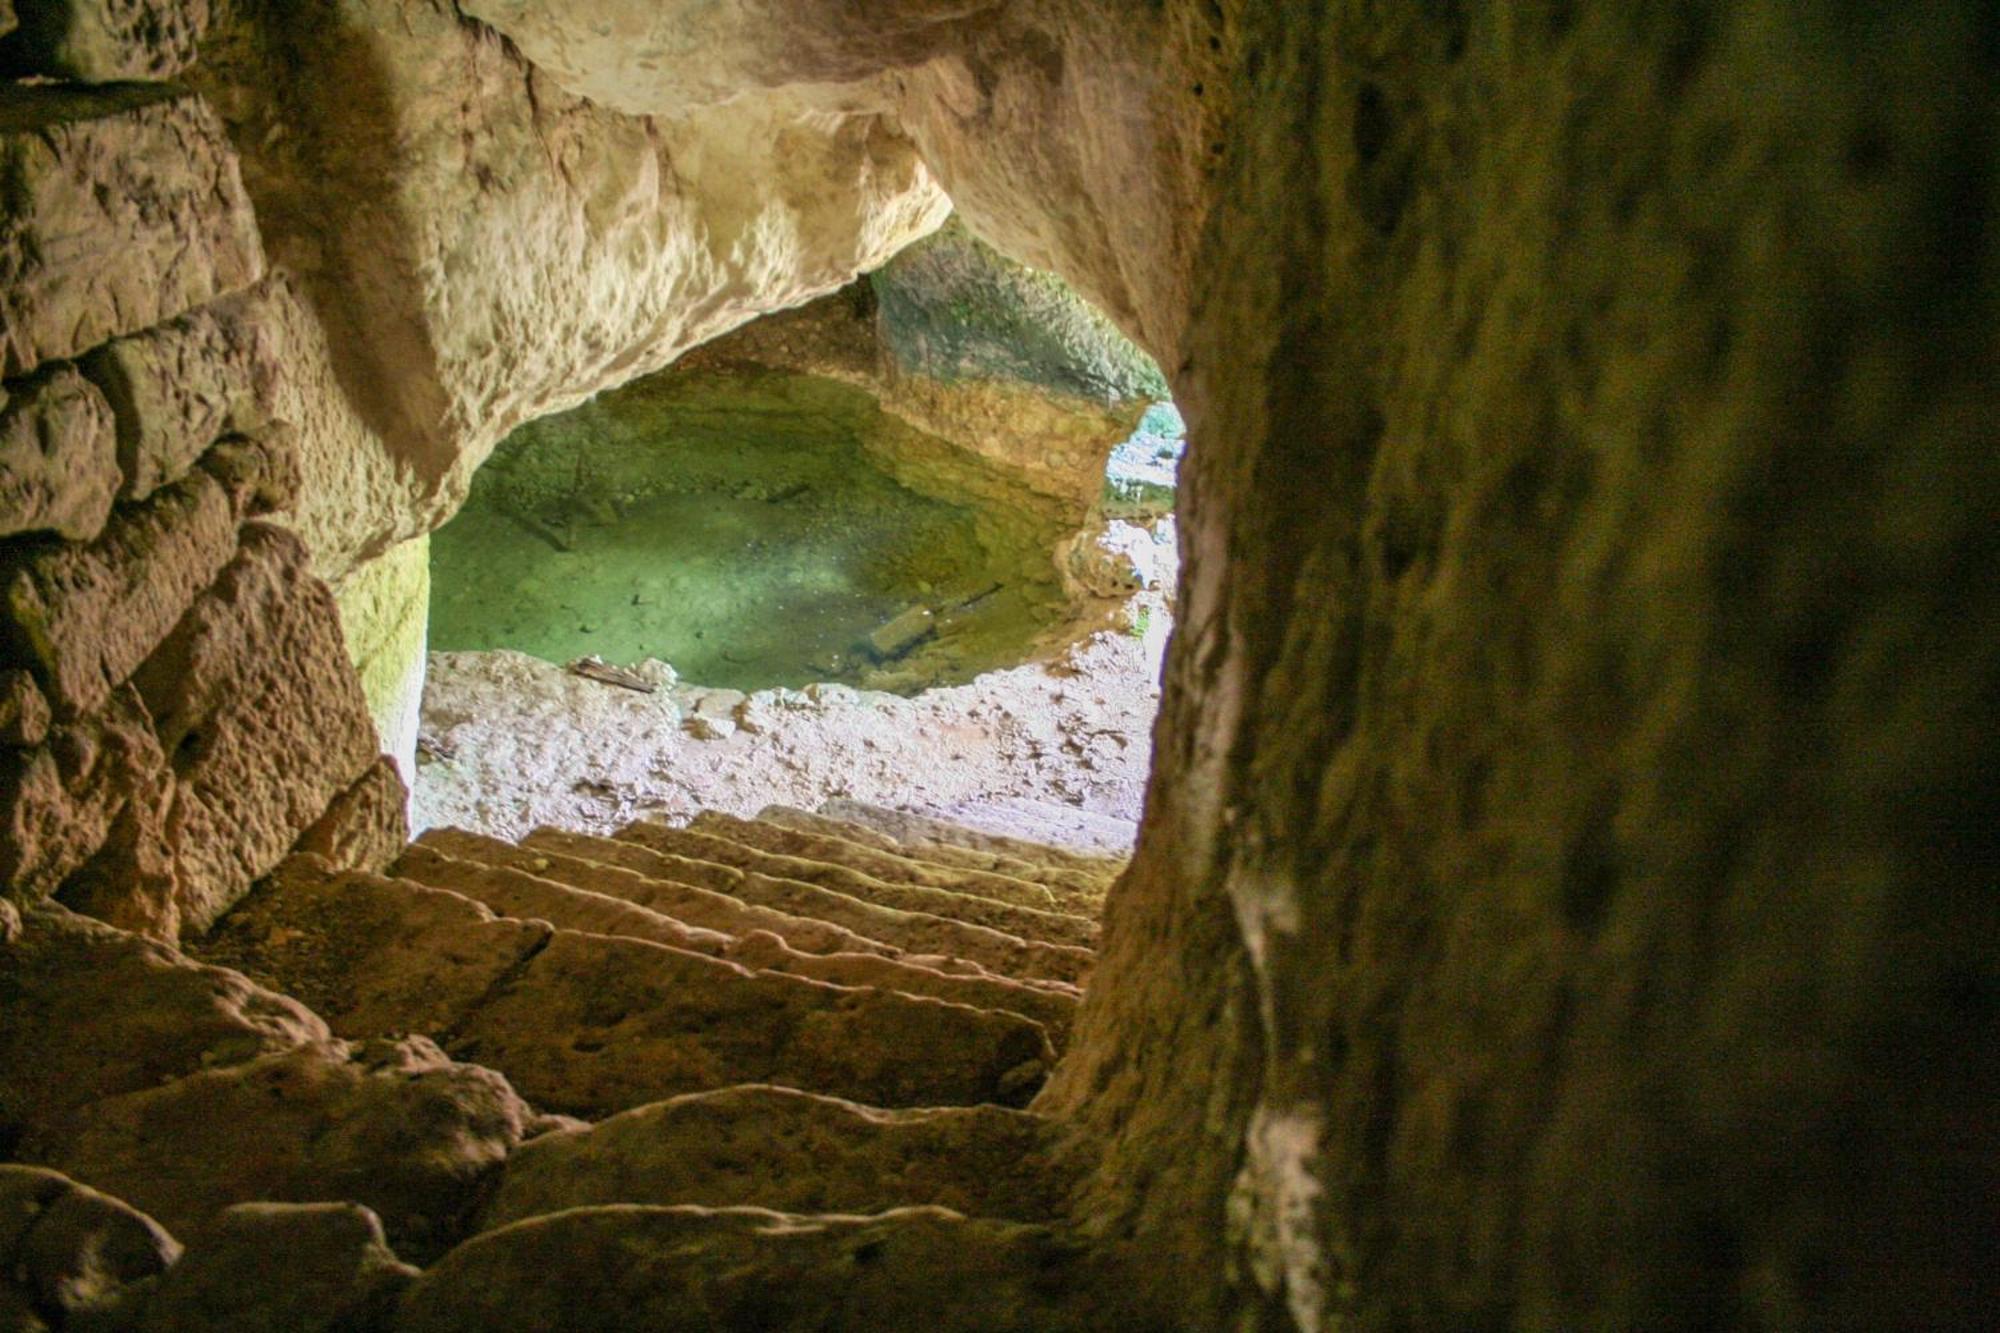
xmin=427 ymin=369 xmax=1067 ymax=693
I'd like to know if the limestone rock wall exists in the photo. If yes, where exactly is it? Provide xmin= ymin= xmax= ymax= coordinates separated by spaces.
xmin=188 ymin=0 xmax=953 ymax=578
xmin=1043 ymin=2 xmax=2000 ymax=1329
xmin=0 ymin=29 xmax=387 ymax=941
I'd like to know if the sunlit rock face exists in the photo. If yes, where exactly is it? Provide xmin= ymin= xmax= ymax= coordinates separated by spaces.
xmin=189 ymin=0 xmax=953 ymax=577
xmin=454 ymin=0 xmax=1230 ymax=369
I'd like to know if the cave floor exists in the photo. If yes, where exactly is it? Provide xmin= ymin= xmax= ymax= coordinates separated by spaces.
xmin=412 ymin=579 xmax=1172 ymax=851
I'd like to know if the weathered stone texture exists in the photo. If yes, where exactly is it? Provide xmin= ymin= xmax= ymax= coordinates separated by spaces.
xmin=1041 ymin=2 xmax=2000 ymax=1329
xmin=483 ymin=1085 xmax=1077 ymax=1231
xmin=138 ymin=1202 xmax=417 ymax=1333
xmin=398 ymin=1204 xmax=1170 ymax=1333
xmin=290 ymin=755 xmax=411 ymax=876
xmin=0 ymin=906 xmax=326 ymax=1143
xmin=0 ymin=667 xmax=49 ymax=746
xmin=0 ymin=461 xmax=241 ymax=721
xmin=132 ymin=523 xmax=380 ymax=930
xmin=0 ymin=683 xmax=160 ymax=899
xmin=0 ymin=366 xmax=119 ymax=540
xmin=0 ymin=0 xmax=211 ymax=83
xmin=0 ymin=84 xmax=263 ymax=379
xmin=80 ymin=281 xmax=280 ymax=502
xmin=4 ymin=1167 xmax=179 ymax=1325
xmin=28 ymin=1036 xmax=531 ymax=1261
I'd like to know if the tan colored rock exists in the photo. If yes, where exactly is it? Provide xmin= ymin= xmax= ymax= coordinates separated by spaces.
xmin=433 ymin=825 xmax=906 ymax=961
xmin=80 ymin=281 xmax=280 ymax=502
xmin=619 ymin=819 xmax=1099 ymax=949
xmin=0 ymin=669 xmax=50 ymax=747
xmin=691 ymin=809 xmax=1064 ymax=911
xmin=15 ymin=1176 xmax=179 ymax=1324
xmin=397 ymin=838 xmax=1078 ymax=1044
xmin=452 ymin=929 xmax=1053 ymax=1116
xmin=134 ymin=523 xmax=380 ymax=929
xmin=197 ymin=857 xmax=548 ymax=1041
xmin=557 ymin=824 xmax=1094 ymax=985
xmin=51 ymin=758 xmax=178 ymax=940
xmin=0 ymin=906 xmax=326 ymax=1143
xmin=820 ymin=797 xmax=1125 ymax=879
xmin=762 ymin=803 xmax=1114 ymax=896
xmin=391 ymin=842 xmax=737 ymax=957
xmin=291 ymin=756 xmax=411 ymax=877
xmin=482 ymin=1085 xmax=1077 ymax=1231
xmin=0 ymin=684 xmax=161 ymax=900
xmin=29 ymin=1036 xmax=532 ymax=1261
xmin=0 ymin=366 xmax=119 ymax=541
xmin=0 ymin=0 xmax=210 ymax=83
xmin=399 ymin=1204 xmax=1168 ymax=1333
xmin=189 ymin=1 xmax=950 ymax=574
xmin=0 ymin=456 xmax=252 ymax=721
xmin=0 ymin=84 xmax=263 ymax=379
xmin=138 ymin=1202 xmax=418 ymax=1333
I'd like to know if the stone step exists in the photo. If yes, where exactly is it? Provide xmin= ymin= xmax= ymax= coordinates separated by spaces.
xmin=397 ymin=1205 xmax=1167 ymax=1333
xmin=819 ymin=797 xmax=1129 ymax=876
xmin=617 ymin=819 xmax=1101 ymax=950
xmin=468 ymin=826 xmax=1080 ymax=996
xmin=690 ymin=809 xmax=1070 ymax=912
xmin=203 ymin=856 xmax=1054 ymax=1116
xmin=945 ymin=795 xmax=1141 ymax=857
xmin=399 ymin=840 xmax=1077 ymax=1047
xmin=553 ymin=826 xmax=1092 ymax=986
xmin=759 ymin=803 xmax=1113 ymax=897
xmin=421 ymin=825 xmax=903 ymax=962
xmin=391 ymin=842 xmax=739 ymax=958
xmin=480 ymin=1085 xmax=1078 ymax=1231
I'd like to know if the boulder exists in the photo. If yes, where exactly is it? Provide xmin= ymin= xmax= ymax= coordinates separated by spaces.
xmin=136 ymin=1202 xmax=416 ymax=1333
xmin=0 ymin=669 xmax=49 ymax=747
xmin=0 ymin=84 xmax=262 ymax=379
xmin=290 ymin=757 xmax=412 ymax=878
xmin=28 ymin=1037 xmax=532 ymax=1262
xmin=131 ymin=523 xmax=380 ymax=930
xmin=0 ymin=366 xmax=119 ymax=541
xmin=0 ymin=906 xmax=326 ymax=1144
xmin=80 ymin=282 xmax=280 ymax=502
xmin=16 ymin=1182 xmax=178 ymax=1323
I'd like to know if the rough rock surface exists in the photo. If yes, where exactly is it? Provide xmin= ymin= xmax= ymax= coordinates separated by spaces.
xmin=0 ymin=366 xmax=119 ymax=541
xmin=0 ymin=1165 xmax=179 ymax=1327
xmin=290 ymin=756 xmax=412 ymax=876
xmin=0 ymin=84 xmax=263 ymax=380
xmin=0 ymin=906 xmax=327 ymax=1143
xmin=81 ymin=281 xmax=280 ymax=502
xmin=131 ymin=522 xmax=380 ymax=932
xmin=0 ymin=684 xmax=161 ymax=900
xmin=136 ymin=1202 xmax=417 ymax=1333
xmin=189 ymin=0 xmax=952 ymax=575
xmin=0 ymin=0 xmax=211 ymax=82
xmin=27 ymin=1036 xmax=532 ymax=1260
xmin=481 ymin=1085 xmax=1076 ymax=1231
xmin=397 ymin=1204 xmax=1168 ymax=1333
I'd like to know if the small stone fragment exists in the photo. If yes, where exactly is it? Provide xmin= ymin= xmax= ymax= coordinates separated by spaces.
xmin=865 ymin=604 xmax=936 ymax=660
xmin=290 ymin=756 xmax=411 ymax=877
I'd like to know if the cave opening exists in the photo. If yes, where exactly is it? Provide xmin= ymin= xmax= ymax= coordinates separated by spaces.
xmin=413 ymin=218 xmax=1181 ymax=847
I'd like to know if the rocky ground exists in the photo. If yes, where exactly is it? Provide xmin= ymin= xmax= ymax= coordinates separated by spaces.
xmin=413 ymin=522 xmax=1178 ymax=853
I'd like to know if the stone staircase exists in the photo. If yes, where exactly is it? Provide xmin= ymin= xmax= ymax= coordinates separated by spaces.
xmin=0 ymin=803 xmax=1171 ymax=1330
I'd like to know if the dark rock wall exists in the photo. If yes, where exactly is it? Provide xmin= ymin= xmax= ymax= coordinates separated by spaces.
xmin=1046 ymin=1 xmax=1999 ymax=1327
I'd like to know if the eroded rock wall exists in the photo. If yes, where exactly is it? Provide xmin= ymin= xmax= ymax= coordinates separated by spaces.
xmin=0 ymin=23 xmax=386 ymax=940
xmin=1045 ymin=2 xmax=2000 ymax=1329
xmin=189 ymin=0 xmax=952 ymax=577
